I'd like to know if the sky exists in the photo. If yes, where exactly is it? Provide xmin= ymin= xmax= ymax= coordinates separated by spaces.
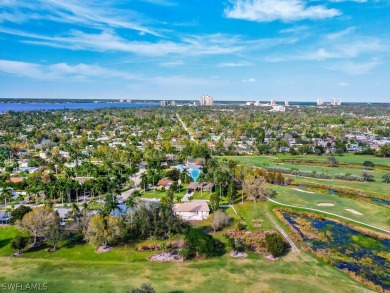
xmin=0 ymin=0 xmax=389 ymax=102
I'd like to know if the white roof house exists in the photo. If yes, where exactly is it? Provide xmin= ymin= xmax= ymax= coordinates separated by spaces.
xmin=173 ymin=202 xmax=210 ymax=221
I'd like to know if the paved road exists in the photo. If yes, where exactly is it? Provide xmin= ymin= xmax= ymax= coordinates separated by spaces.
xmin=176 ymin=113 xmax=194 ymax=141
xmin=118 ymin=165 xmax=145 ymax=202
xmin=263 ymin=195 xmax=390 ymax=234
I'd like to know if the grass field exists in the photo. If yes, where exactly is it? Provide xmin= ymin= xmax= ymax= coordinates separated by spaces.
xmin=226 ymin=156 xmax=387 ymax=180
xmin=270 ymin=186 xmax=390 ymax=230
xmin=274 ymin=153 xmax=390 ymax=167
xmin=223 ymin=155 xmax=390 ymax=198
xmin=291 ymin=176 xmax=390 ymax=198
xmin=0 ymin=225 xmax=374 ymax=293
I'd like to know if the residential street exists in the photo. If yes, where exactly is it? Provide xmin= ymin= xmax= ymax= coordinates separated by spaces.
xmin=176 ymin=113 xmax=194 ymax=141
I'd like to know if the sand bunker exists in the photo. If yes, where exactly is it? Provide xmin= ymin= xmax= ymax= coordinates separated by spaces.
xmin=317 ymin=203 xmax=334 ymax=207
xmin=292 ymin=188 xmax=314 ymax=194
xmin=345 ymin=208 xmax=363 ymax=216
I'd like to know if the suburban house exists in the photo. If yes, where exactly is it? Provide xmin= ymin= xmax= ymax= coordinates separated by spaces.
xmin=172 ymin=202 xmax=210 ymax=221
xmin=187 ymin=182 xmax=215 ymax=193
xmin=0 ymin=211 xmax=10 ymax=224
xmin=9 ymin=177 xmax=25 ymax=184
xmin=55 ymin=208 xmax=71 ymax=225
xmin=157 ymin=178 xmax=173 ymax=190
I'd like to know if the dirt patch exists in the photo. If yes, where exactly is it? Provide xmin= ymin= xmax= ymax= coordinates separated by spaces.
xmin=265 ymin=254 xmax=278 ymax=261
xmin=316 ymin=203 xmax=334 ymax=207
xmin=345 ymin=209 xmax=363 ymax=216
xmin=150 ymin=250 xmax=183 ymax=262
xmin=292 ymin=188 xmax=314 ymax=194
xmin=96 ymin=246 xmax=112 ymax=253
xmin=229 ymin=251 xmax=247 ymax=258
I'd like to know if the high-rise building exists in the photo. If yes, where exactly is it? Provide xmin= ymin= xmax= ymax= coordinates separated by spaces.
xmin=317 ymin=98 xmax=324 ymax=106
xmin=330 ymin=98 xmax=336 ymax=106
xmin=127 ymin=99 xmax=132 ymax=103
xmin=200 ymin=95 xmax=213 ymax=106
xmin=270 ymin=99 xmax=276 ymax=106
xmin=336 ymin=98 xmax=342 ymax=106
xmin=272 ymin=105 xmax=285 ymax=112
xmin=171 ymin=101 xmax=176 ymax=106
xmin=160 ymin=100 xmax=167 ymax=107
xmin=285 ymin=101 xmax=289 ymax=106
xmin=119 ymin=99 xmax=124 ymax=103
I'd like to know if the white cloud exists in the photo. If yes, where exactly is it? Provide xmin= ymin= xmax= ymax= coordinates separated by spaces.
xmin=327 ymin=59 xmax=379 ymax=75
xmin=279 ymin=25 xmax=310 ymax=34
xmin=0 ymin=28 xmax=246 ymax=57
xmin=225 ymin=0 xmax=341 ymax=22
xmin=159 ymin=60 xmax=185 ymax=67
xmin=0 ymin=0 xmax=160 ymax=36
xmin=218 ymin=61 xmax=253 ymax=67
xmin=326 ymin=27 xmax=355 ymax=40
xmin=0 ymin=59 xmax=134 ymax=80
xmin=301 ymin=38 xmax=387 ymax=61
xmin=242 ymin=78 xmax=256 ymax=82
xmin=142 ymin=0 xmax=176 ymax=6
xmin=338 ymin=81 xmax=349 ymax=86
xmin=329 ymin=0 xmax=368 ymax=2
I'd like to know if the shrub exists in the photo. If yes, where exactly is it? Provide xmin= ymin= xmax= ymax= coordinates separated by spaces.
xmin=10 ymin=236 xmax=29 ymax=254
xmin=334 ymin=173 xmax=365 ymax=182
xmin=10 ymin=205 xmax=32 ymax=224
xmin=185 ymin=228 xmax=217 ymax=256
xmin=127 ymin=283 xmax=155 ymax=293
xmin=211 ymin=210 xmax=229 ymax=233
xmin=265 ymin=233 xmax=288 ymax=257
xmin=362 ymin=161 xmax=374 ymax=170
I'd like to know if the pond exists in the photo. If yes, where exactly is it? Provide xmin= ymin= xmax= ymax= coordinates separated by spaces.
xmin=371 ymin=198 xmax=390 ymax=207
xmin=283 ymin=212 xmax=390 ymax=291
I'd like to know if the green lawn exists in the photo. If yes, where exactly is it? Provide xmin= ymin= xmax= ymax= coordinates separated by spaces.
xmin=231 ymin=201 xmax=276 ymax=231
xmin=141 ymin=185 xmax=188 ymax=199
xmin=0 ymin=225 xmax=374 ymax=293
xmin=226 ymin=155 xmax=387 ymax=181
xmin=140 ymin=185 xmax=231 ymax=204
xmin=223 ymin=155 xmax=390 ymax=198
xmin=270 ymin=186 xmax=390 ymax=231
xmin=291 ymin=176 xmax=390 ymax=198
xmin=274 ymin=153 xmax=390 ymax=167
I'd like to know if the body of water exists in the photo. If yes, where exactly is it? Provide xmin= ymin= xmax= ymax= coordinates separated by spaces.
xmin=0 ymin=103 xmax=158 ymax=112
xmin=283 ymin=213 xmax=390 ymax=291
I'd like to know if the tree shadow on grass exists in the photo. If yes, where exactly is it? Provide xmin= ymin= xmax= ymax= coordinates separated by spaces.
xmin=62 ymin=236 xmax=85 ymax=249
xmin=26 ymin=242 xmax=50 ymax=253
xmin=0 ymin=238 xmax=12 ymax=249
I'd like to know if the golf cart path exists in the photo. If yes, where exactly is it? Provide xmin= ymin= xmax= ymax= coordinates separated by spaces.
xmin=265 ymin=210 xmax=299 ymax=253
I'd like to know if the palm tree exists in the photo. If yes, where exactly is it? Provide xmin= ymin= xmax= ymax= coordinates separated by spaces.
xmin=124 ymin=195 xmax=137 ymax=222
xmin=140 ymin=172 xmax=148 ymax=192
xmin=0 ymin=187 xmax=12 ymax=210
xmin=103 ymin=194 xmax=120 ymax=215
xmin=65 ymin=168 xmax=76 ymax=179
xmin=148 ymin=168 xmax=158 ymax=192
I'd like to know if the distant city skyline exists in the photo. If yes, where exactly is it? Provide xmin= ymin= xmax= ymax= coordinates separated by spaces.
xmin=0 ymin=1 xmax=389 ymax=102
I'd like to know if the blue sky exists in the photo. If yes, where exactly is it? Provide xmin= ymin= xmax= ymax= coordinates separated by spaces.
xmin=0 ymin=0 xmax=389 ymax=102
